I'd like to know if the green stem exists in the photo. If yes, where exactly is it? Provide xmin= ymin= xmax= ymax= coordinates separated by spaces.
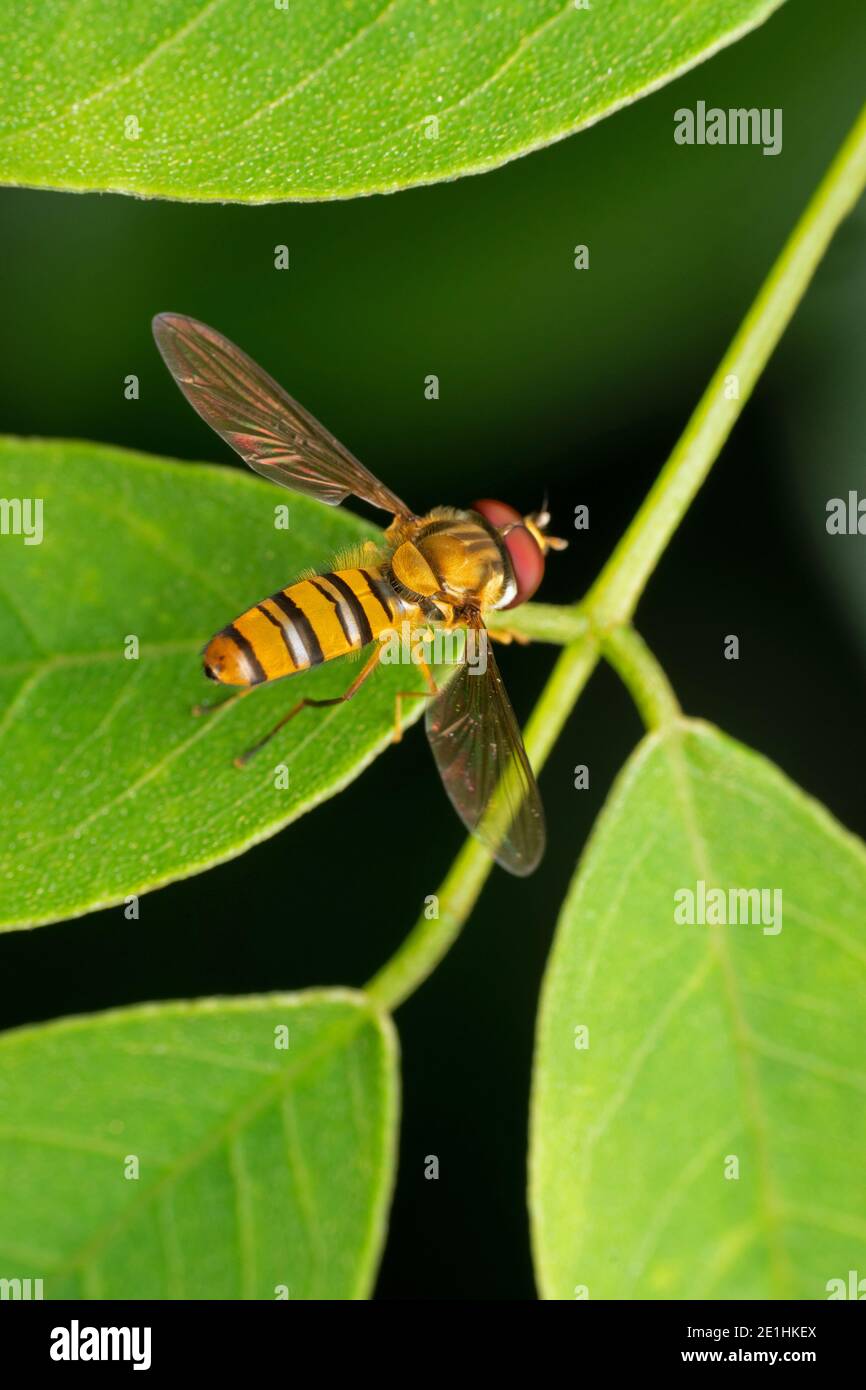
xmin=366 ymin=635 xmax=600 ymax=1010
xmin=601 ymin=628 xmax=680 ymax=731
xmin=366 ymin=100 xmax=866 ymax=1012
xmin=586 ymin=99 xmax=866 ymax=631
xmin=487 ymin=602 xmax=587 ymax=645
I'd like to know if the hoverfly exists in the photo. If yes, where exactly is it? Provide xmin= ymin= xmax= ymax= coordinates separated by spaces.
xmin=153 ymin=314 xmax=567 ymax=876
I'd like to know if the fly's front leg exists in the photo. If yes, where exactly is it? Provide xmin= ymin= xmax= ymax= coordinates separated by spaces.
xmin=235 ymin=646 xmax=384 ymax=768
xmin=393 ymin=657 xmax=438 ymax=744
xmin=486 ymin=627 xmax=531 ymax=647
xmin=193 ymin=686 xmax=254 ymax=717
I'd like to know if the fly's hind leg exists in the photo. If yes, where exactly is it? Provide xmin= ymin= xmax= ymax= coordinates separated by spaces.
xmin=393 ymin=658 xmax=438 ymax=744
xmin=234 ymin=646 xmax=384 ymax=768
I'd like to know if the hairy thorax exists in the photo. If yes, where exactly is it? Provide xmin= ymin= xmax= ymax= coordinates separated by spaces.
xmin=385 ymin=508 xmax=516 ymax=621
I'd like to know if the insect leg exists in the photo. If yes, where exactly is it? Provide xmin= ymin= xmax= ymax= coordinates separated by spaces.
xmin=393 ymin=658 xmax=438 ymax=743
xmin=486 ymin=627 xmax=531 ymax=647
xmin=234 ymin=645 xmax=384 ymax=768
xmin=192 ymin=687 xmax=254 ymax=717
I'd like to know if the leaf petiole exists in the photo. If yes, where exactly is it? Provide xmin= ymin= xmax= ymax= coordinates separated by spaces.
xmin=600 ymin=627 xmax=681 ymax=732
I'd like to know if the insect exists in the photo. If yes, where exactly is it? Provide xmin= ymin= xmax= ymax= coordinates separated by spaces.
xmin=153 ymin=314 xmax=567 ymax=875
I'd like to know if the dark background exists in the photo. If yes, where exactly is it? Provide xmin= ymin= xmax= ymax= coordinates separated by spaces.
xmin=1 ymin=0 xmax=864 ymax=1298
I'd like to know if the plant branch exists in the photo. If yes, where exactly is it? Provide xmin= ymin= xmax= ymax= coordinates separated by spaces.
xmin=487 ymin=603 xmax=588 ymax=645
xmin=366 ymin=100 xmax=866 ymax=1012
xmin=601 ymin=628 xmax=681 ymax=730
xmin=585 ymin=99 xmax=866 ymax=631
xmin=365 ymin=635 xmax=600 ymax=1011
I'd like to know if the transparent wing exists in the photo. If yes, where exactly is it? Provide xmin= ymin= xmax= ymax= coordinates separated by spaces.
xmin=153 ymin=313 xmax=413 ymax=518
xmin=425 ymin=618 xmax=545 ymax=876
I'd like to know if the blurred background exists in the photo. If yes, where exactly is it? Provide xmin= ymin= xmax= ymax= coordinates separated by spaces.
xmin=0 ymin=0 xmax=864 ymax=1298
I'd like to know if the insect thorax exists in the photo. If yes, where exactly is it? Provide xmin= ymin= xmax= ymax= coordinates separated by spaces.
xmin=387 ymin=507 xmax=516 ymax=615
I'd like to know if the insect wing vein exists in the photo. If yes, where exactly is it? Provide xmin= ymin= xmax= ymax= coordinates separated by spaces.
xmin=153 ymin=313 xmax=413 ymax=517
xmin=425 ymin=623 xmax=545 ymax=876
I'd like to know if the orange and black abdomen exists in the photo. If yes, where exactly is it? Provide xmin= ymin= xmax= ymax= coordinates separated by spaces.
xmin=203 ymin=567 xmax=406 ymax=687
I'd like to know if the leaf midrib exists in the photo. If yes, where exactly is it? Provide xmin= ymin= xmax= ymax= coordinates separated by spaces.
xmin=0 ymin=640 xmax=201 ymax=678
xmin=662 ymin=720 xmax=794 ymax=1297
xmin=43 ymin=1006 xmax=373 ymax=1282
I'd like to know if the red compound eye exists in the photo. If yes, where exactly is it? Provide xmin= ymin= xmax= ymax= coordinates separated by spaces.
xmin=472 ymin=498 xmax=545 ymax=609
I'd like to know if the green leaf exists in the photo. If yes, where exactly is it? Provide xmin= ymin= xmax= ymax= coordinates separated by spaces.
xmin=1 ymin=0 xmax=785 ymax=202
xmin=530 ymin=718 xmax=866 ymax=1300
xmin=0 ymin=991 xmax=398 ymax=1299
xmin=0 ymin=436 xmax=428 ymax=930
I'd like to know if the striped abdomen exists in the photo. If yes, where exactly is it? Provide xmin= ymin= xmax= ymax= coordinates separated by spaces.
xmin=203 ymin=567 xmax=410 ymax=687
